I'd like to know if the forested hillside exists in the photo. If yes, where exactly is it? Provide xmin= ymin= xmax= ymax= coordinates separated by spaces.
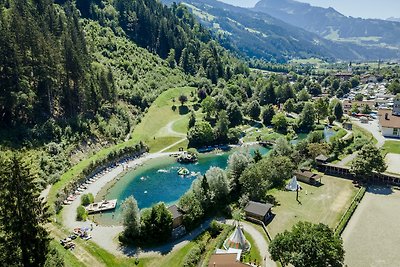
xmin=163 ymin=0 xmax=400 ymax=62
xmin=0 ymin=0 xmax=251 ymax=185
xmin=0 ymin=0 xmax=112 ymax=126
xmin=74 ymin=0 xmax=248 ymax=82
xmin=0 ymin=0 xmax=248 ymax=144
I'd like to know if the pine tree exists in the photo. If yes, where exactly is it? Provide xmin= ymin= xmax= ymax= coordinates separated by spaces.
xmin=0 ymin=154 xmax=50 ymax=266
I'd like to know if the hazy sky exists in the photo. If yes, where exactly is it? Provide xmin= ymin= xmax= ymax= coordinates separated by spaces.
xmin=218 ymin=0 xmax=400 ymax=19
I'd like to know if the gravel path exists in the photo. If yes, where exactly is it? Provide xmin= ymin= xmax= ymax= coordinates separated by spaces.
xmin=162 ymin=120 xmax=187 ymax=137
xmin=337 ymin=153 xmax=357 ymax=167
xmin=223 ymin=219 xmax=277 ymax=267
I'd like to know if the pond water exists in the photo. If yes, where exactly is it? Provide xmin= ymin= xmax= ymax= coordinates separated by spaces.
xmin=324 ymin=127 xmax=337 ymax=142
xmin=94 ymin=145 xmax=270 ymax=225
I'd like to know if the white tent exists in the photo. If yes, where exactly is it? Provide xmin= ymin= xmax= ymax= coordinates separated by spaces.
xmin=224 ymin=226 xmax=249 ymax=250
xmin=286 ymin=176 xmax=301 ymax=191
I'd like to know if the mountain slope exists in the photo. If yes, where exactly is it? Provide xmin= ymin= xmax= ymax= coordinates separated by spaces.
xmin=164 ymin=0 xmax=399 ymax=62
xmin=255 ymin=0 xmax=400 ymax=49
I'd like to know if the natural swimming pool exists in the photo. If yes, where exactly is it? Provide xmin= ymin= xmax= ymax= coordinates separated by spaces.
xmin=94 ymin=145 xmax=270 ymax=225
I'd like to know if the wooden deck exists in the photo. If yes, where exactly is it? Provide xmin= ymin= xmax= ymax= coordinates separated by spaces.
xmin=86 ymin=199 xmax=117 ymax=214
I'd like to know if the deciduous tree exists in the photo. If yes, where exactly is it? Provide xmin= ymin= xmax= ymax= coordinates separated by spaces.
xmin=351 ymin=144 xmax=387 ymax=179
xmin=272 ymin=113 xmax=288 ymax=133
xmin=269 ymin=222 xmax=344 ymax=267
xmin=262 ymin=104 xmax=275 ymax=126
xmin=121 ymin=196 xmax=141 ymax=239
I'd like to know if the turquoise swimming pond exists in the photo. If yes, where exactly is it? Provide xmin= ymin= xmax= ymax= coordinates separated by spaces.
xmin=94 ymin=145 xmax=270 ymax=225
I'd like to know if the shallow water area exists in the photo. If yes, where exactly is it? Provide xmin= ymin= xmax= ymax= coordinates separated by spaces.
xmin=93 ymin=145 xmax=270 ymax=225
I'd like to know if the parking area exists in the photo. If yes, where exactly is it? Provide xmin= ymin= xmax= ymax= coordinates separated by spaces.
xmin=385 ymin=153 xmax=400 ymax=174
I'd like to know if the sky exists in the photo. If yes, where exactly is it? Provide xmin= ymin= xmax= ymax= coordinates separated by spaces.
xmin=218 ymin=0 xmax=400 ymax=19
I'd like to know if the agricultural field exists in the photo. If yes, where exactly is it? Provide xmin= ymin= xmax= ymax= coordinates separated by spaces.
xmin=266 ymin=176 xmax=358 ymax=238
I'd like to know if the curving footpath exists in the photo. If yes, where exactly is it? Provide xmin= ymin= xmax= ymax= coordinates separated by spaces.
xmin=223 ymin=219 xmax=277 ymax=267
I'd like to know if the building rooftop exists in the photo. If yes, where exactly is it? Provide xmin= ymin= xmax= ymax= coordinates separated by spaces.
xmin=244 ymin=201 xmax=273 ymax=217
xmin=208 ymin=253 xmax=249 ymax=267
xmin=168 ymin=205 xmax=183 ymax=220
xmin=295 ymin=170 xmax=322 ymax=180
xmin=315 ymin=154 xmax=328 ymax=162
xmin=378 ymin=109 xmax=400 ymax=129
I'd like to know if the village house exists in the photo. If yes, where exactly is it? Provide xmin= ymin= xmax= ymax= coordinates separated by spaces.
xmin=378 ymin=95 xmax=400 ymax=138
xmin=335 ymin=72 xmax=353 ymax=81
xmin=342 ymin=100 xmax=376 ymax=113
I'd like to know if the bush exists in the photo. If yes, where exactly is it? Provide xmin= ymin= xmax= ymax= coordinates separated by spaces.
xmin=227 ymin=128 xmax=241 ymax=144
xmin=81 ymin=193 xmax=94 ymax=206
xmin=182 ymin=245 xmax=202 ymax=267
xmin=76 ymin=205 xmax=88 ymax=221
xmin=209 ymin=220 xmax=223 ymax=238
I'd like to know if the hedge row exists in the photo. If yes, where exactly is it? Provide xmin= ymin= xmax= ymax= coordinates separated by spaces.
xmin=334 ymin=186 xmax=367 ymax=235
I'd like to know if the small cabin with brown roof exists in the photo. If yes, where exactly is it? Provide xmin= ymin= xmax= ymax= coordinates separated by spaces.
xmin=168 ymin=205 xmax=183 ymax=229
xmin=243 ymin=201 xmax=273 ymax=224
xmin=295 ymin=170 xmax=322 ymax=185
xmin=315 ymin=154 xmax=328 ymax=165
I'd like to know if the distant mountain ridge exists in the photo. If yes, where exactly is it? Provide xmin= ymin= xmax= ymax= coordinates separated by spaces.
xmin=254 ymin=0 xmax=400 ymax=49
xmin=387 ymin=17 xmax=400 ymax=23
xmin=163 ymin=0 xmax=400 ymax=62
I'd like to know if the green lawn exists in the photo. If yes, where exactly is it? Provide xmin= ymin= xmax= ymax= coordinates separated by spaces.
xmin=130 ymin=86 xmax=195 ymax=147
xmin=242 ymin=127 xmax=284 ymax=143
xmin=156 ymin=241 xmax=196 ymax=267
xmin=242 ymin=231 xmax=262 ymax=265
xmin=266 ymin=176 xmax=358 ymax=238
xmin=353 ymin=124 xmax=377 ymax=144
xmin=382 ymin=140 xmax=400 ymax=154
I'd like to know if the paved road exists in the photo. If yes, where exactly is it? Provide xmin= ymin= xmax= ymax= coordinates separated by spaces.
xmin=337 ymin=153 xmax=357 ymax=167
xmin=351 ymin=118 xmax=385 ymax=147
xmin=338 ymin=118 xmax=384 ymax=166
xmin=223 ymin=219 xmax=277 ymax=267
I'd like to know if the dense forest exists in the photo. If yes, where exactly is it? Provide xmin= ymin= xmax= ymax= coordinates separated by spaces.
xmin=0 ymin=0 xmax=248 ymax=143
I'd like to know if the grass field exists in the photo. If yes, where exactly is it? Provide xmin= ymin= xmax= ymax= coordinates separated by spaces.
xmin=266 ymin=175 xmax=358 ymax=238
xmin=353 ymin=124 xmax=377 ymax=144
xmin=129 ymin=86 xmax=195 ymax=152
xmin=243 ymin=231 xmax=262 ymax=265
xmin=382 ymin=140 xmax=400 ymax=154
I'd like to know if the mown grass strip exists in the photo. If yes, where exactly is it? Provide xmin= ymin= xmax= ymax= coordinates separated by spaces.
xmin=335 ymin=186 xmax=367 ymax=235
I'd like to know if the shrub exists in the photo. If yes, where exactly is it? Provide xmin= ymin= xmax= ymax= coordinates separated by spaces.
xmin=227 ymin=128 xmax=241 ymax=144
xmin=76 ymin=205 xmax=88 ymax=221
xmin=81 ymin=193 xmax=94 ymax=206
xmin=209 ymin=220 xmax=223 ymax=238
xmin=182 ymin=245 xmax=202 ymax=267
